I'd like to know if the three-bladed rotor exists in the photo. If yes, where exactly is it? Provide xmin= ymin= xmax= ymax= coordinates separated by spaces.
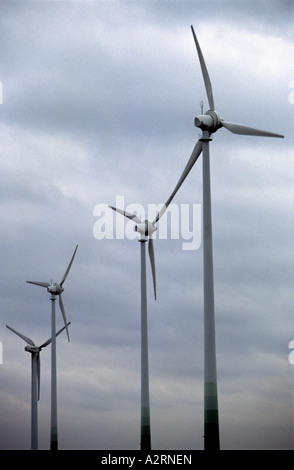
xmin=163 ymin=26 xmax=284 ymax=207
xmin=190 ymin=25 xmax=284 ymax=139
xmin=26 ymin=245 xmax=78 ymax=341
xmin=6 ymin=323 xmax=70 ymax=400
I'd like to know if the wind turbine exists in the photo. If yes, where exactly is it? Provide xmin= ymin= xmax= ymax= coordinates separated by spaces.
xmin=164 ymin=26 xmax=284 ymax=450
xmin=26 ymin=244 xmax=78 ymax=450
xmin=6 ymin=323 xmax=70 ymax=450
xmin=109 ymin=205 xmax=166 ymax=450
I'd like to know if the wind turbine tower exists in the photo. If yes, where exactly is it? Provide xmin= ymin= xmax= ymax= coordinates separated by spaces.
xmin=109 ymin=206 xmax=165 ymax=450
xmin=160 ymin=26 xmax=284 ymax=450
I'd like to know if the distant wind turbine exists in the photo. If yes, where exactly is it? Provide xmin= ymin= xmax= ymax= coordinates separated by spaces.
xmin=26 ymin=245 xmax=78 ymax=450
xmin=109 ymin=206 xmax=166 ymax=450
xmin=6 ymin=323 xmax=70 ymax=450
xmin=164 ymin=26 xmax=284 ymax=450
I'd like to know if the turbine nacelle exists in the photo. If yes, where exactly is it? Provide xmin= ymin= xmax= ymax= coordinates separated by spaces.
xmin=194 ymin=110 xmax=222 ymax=133
xmin=47 ymin=283 xmax=64 ymax=295
xmin=25 ymin=345 xmax=42 ymax=354
xmin=135 ymin=220 xmax=157 ymax=238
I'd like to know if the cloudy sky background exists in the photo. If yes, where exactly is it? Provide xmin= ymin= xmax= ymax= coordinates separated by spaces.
xmin=0 ymin=0 xmax=293 ymax=450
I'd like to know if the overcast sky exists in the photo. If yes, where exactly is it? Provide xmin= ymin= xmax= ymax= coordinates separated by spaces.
xmin=0 ymin=0 xmax=293 ymax=451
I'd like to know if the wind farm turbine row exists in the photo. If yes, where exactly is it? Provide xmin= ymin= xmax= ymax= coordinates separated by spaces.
xmin=7 ymin=245 xmax=78 ymax=450
xmin=7 ymin=26 xmax=283 ymax=451
xmin=110 ymin=25 xmax=283 ymax=451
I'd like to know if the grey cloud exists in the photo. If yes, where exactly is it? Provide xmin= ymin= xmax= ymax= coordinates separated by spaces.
xmin=0 ymin=0 xmax=292 ymax=451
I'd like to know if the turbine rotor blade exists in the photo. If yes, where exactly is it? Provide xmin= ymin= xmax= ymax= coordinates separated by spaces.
xmin=60 ymin=245 xmax=78 ymax=286
xmin=221 ymin=120 xmax=284 ymax=138
xmin=154 ymin=140 xmax=203 ymax=224
xmin=153 ymin=204 xmax=168 ymax=225
xmin=148 ymin=237 xmax=156 ymax=300
xmin=191 ymin=25 xmax=215 ymax=110
xmin=6 ymin=325 xmax=35 ymax=346
xmin=40 ymin=322 xmax=71 ymax=349
xmin=59 ymin=294 xmax=70 ymax=342
xmin=109 ymin=205 xmax=142 ymax=224
xmin=26 ymin=281 xmax=50 ymax=288
xmin=167 ymin=140 xmax=203 ymax=201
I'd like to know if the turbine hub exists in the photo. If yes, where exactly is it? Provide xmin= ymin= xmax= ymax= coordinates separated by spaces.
xmin=194 ymin=110 xmax=222 ymax=133
xmin=25 ymin=345 xmax=41 ymax=353
xmin=135 ymin=220 xmax=156 ymax=237
xmin=47 ymin=283 xmax=64 ymax=295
